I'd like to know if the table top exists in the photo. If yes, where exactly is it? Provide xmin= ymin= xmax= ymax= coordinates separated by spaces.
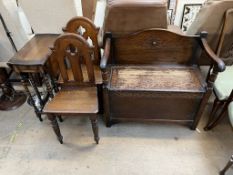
xmin=8 ymin=34 xmax=59 ymax=66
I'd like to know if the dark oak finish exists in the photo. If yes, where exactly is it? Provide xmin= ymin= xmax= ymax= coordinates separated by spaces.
xmin=7 ymin=34 xmax=59 ymax=121
xmin=101 ymin=29 xmax=225 ymax=129
xmin=43 ymin=33 xmax=99 ymax=144
xmin=8 ymin=34 xmax=59 ymax=72
xmin=63 ymin=17 xmax=103 ymax=114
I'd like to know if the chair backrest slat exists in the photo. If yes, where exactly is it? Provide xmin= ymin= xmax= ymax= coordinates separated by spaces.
xmin=67 ymin=52 xmax=83 ymax=82
xmin=50 ymin=33 xmax=95 ymax=86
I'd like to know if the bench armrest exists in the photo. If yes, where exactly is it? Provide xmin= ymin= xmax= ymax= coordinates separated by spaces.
xmin=100 ymin=37 xmax=111 ymax=70
xmin=201 ymin=38 xmax=226 ymax=72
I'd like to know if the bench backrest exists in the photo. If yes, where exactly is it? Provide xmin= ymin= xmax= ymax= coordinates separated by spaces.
xmin=109 ymin=29 xmax=204 ymax=65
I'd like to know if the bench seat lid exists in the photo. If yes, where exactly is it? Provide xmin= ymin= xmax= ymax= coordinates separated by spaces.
xmin=109 ymin=65 xmax=206 ymax=93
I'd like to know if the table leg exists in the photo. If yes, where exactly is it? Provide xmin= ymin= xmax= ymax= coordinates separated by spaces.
xmin=44 ymin=74 xmax=54 ymax=98
xmin=49 ymin=74 xmax=59 ymax=93
xmin=28 ymin=73 xmax=44 ymax=107
xmin=90 ymin=116 xmax=99 ymax=144
xmin=21 ymin=74 xmax=43 ymax=121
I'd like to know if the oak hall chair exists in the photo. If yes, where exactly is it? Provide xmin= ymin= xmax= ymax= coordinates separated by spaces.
xmin=43 ymin=33 xmax=99 ymax=144
xmin=62 ymin=16 xmax=103 ymax=113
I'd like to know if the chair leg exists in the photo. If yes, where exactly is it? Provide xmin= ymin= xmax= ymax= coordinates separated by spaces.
xmin=204 ymin=99 xmax=224 ymax=130
xmin=220 ymin=155 xmax=233 ymax=175
xmin=48 ymin=114 xmax=63 ymax=144
xmin=205 ymin=102 xmax=228 ymax=130
xmin=90 ymin=117 xmax=99 ymax=144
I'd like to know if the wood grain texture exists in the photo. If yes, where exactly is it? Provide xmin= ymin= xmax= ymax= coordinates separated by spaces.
xmin=63 ymin=17 xmax=100 ymax=65
xmin=110 ymin=65 xmax=206 ymax=92
xmin=101 ymin=28 xmax=225 ymax=128
xmin=43 ymin=87 xmax=98 ymax=114
xmin=58 ymin=65 xmax=102 ymax=85
xmin=43 ymin=33 xmax=99 ymax=144
xmin=112 ymin=29 xmax=201 ymax=64
xmin=8 ymin=34 xmax=59 ymax=66
xmin=50 ymin=33 xmax=96 ymax=85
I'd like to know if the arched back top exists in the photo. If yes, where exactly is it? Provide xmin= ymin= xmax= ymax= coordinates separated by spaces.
xmin=63 ymin=17 xmax=100 ymax=65
xmin=103 ymin=0 xmax=168 ymax=36
xmin=50 ymin=33 xmax=96 ymax=86
xmin=108 ymin=29 xmax=206 ymax=65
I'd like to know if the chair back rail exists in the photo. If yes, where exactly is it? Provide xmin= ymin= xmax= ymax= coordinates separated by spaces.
xmin=50 ymin=33 xmax=95 ymax=86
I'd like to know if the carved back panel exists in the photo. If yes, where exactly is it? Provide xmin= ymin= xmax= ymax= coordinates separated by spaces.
xmin=63 ymin=17 xmax=100 ymax=65
xmin=111 ymin=29 xmax=203 ymax=65
xmin=50 ymin=33 xmax=95 ymax=86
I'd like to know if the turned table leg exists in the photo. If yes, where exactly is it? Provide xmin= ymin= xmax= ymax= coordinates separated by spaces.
xmin=21 ymin=74 xmax=43 ymax=121
xmin=204 ymin=100 xmax=225 ymax=130
xmin=90 ymin=116 xmax=99 ymax=144
xmin=48 ymin=114 xmax=63 ymax=144
xmin=28 ymin=73 xmax=44 ymax=107
xmin=220 ymin=155 xmax=233 ymax=175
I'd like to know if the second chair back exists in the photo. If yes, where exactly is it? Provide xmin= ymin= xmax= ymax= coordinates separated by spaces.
xmin=63 ymin=17 xmax=100 ymax=65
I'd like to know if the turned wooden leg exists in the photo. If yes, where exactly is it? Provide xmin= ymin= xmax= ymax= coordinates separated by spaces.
xmin=44 ymin=74 xmax=54 ymax=98
xmin=205 ymin=103 xmax=228 ymax=130
xmin=47 ymin=114 xmax=63 ymax=144
xmin=21 ymin=74 xmax=43 ymax=122
xmin=90 ymin=117 xmax=99 ymax=144
xmin=220 ymin=155 xmax=233 ymax=175
xmin=192 ymin=89 xmax=212 ymax=130
xmin=204 ymin=99 xmax=224 ymax=130
xmin=28 ymin=73 xmax=43 ymax=107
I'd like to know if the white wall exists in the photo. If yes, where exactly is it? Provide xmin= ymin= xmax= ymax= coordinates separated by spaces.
xmin=0 ymin=0 xmax=30 ymax=63
xmin=94 ymin=0 xmax=106 ymax=27
xmin=19 ymin=0 xmax=79 ymax=34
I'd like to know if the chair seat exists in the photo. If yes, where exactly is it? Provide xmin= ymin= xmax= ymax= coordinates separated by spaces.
xmin=58 ymin=65 xmax=102 ymax=85
xmin=109 ymin=65 xmax=206 ymax=93
xmin=214 ymin=66 xmax=233 ymax=100
xmin=43 ymin=87 xmax=98 ymax=114
xmin=228 ymin=102 xmax=233 ymax=126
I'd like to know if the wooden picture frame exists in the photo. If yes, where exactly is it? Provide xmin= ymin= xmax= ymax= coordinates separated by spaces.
xmin=181 ymin=4 xmax=202 ymax=32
